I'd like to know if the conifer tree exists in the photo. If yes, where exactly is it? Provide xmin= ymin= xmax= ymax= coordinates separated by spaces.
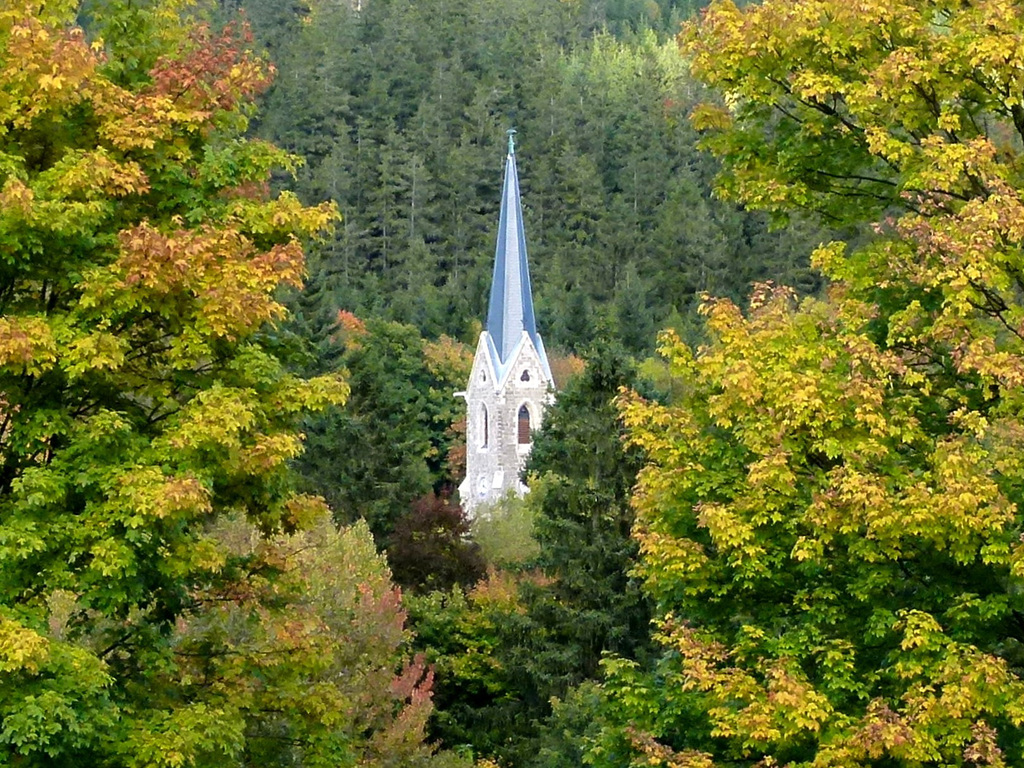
xmin=527 ymin=343 xmax=653 ymax=682
xmin=250 ymin=0 xmax=832 ymax=351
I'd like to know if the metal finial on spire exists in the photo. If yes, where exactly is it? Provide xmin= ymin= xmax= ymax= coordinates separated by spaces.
xmin=507 ymin=128 xmax=517 ymax=155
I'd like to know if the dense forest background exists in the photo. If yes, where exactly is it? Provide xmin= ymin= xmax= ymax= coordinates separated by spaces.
xmin=224 ymin=0 xmax=834 ymax=358
xmin=195 ymin=3 xmax=845 ymax=763
xmin=208 ymin=0 xmax=848 ymax=552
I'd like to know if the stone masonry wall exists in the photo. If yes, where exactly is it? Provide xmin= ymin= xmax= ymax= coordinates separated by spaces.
xmin=461 ymin=331 xmax=553 ymax=516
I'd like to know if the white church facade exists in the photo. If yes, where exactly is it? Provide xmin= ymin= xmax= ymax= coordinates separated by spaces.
xmin=457 ymin=134 xmax=554 ymax=516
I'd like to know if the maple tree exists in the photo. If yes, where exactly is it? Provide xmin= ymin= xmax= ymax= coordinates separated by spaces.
xmin=0 ymin=2 xmax=464 ymax=765
xmin=600 ymin=0 xmax=1024 ymax=765
xmin=176 ymin=514 xmax=462 ymax=768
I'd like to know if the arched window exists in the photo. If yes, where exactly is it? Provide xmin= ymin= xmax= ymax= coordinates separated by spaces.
xmin=520 ymin=369 xmax=531 ymax=382
xmin=518 ymin=404 xmax=531 ymax=444
xmin=481 ymin=404 xmax=489 ymax=448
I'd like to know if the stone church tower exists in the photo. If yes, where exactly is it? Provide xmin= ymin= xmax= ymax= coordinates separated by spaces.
xmin=458 ymin=134 xmax=554 ymax=516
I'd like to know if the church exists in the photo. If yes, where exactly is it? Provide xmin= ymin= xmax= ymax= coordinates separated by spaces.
xmin=457 ymin=133 xmax=554 ymax=516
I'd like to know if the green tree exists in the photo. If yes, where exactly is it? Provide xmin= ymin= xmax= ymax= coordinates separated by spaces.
xmin=471 ymin=494 xmax=541 ymax=568
xmin=613 ymin=264 xmax=656 ymax=355
xmin=406 ymin=571 xmax=551 ymax=765
xmin=251 ymin=0 xmax=831 ymax=353
xmin=526 ymin=343 xmax=652 ymax=684
xmin=0 ymin=1 xmax=351 ymax=762
xmin=296 ymin=315 xmax=471 ymax=538
xmin=596 ymin=0 xmax=1024 ymax=764
xmin=0 ymin=4 xmax=467 ymax=766
xmin=180 ymin=514 xmax=467 ymax=768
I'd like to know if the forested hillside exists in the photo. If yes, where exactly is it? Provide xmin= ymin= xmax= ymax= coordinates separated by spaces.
xmin=236 ymin=0 xmax=832 ymax=355
xmin=6 ymin=0 xmax=1021 ymax=767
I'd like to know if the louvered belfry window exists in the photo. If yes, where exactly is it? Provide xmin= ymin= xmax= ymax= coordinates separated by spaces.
xmin=518 ymin=405 xmax=531 ymax=444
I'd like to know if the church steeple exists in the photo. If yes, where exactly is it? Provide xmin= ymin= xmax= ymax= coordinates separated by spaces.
xmin=486 ymin=130 xmax=541 ymax=367
xmin=457 ymin=134 xmax=555 ymax=516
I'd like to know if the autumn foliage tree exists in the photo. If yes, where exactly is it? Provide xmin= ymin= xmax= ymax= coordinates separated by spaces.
xmin=0 ymin=2 xmax=461 ymax=765
xmin=178 ymin=515 xmax=456 ymax=768
xmin=600 ymin=0 xmax=1024 ymax=765
xmin=386 ymin=493 xmax=486 ymax=593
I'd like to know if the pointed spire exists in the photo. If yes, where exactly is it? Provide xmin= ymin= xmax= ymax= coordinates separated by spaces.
xmin=486 ymin=131 xmax=540 ymax=365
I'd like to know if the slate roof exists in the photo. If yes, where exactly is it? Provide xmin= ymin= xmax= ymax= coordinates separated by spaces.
xmin=485 ymin=134 xmax=544 ymax=368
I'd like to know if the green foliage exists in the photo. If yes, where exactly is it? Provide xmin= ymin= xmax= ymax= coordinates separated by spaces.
xmin=596 ymin=0 xmax=1024 ymax=764
xmin=471 ymin=494 xmax=541 ymax=568
xmin=406 ymin=571 xmax=552 ymax=766
xmin=0 ymin=3 xmax=462 ymax=765
xmin=177 ymin=514 xmax=461 ymax=768
xmin=295 ymin=315 xmax=472 ymax=538
xmin=683 ymin=0 xmax=1024 ymax=228
xmin=615 ymin=287 xmax=1024 ymax=764
xmin=245 ymin=0 xmax=833 ymax=354
xmin=531 ymin=682 xmax=609 ymax=768
xmin=526 ymin=344 xmax=653 ymax=680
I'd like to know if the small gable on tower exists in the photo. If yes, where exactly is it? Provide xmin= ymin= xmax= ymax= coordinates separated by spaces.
xmin=458 ymin=132 xmax=554 ymax=516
